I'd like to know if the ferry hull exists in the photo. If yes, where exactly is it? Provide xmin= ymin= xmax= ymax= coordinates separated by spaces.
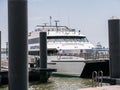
xmin=47 ymin=59 xmax=109 ymax=78
xmin=48 ymin=61 xmax=85 ymax=77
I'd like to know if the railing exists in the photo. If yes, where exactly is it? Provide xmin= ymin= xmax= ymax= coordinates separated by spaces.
xmin=55 ymin=52 xmax=109 ymax=60
xmin=98 ymin=71 xmax=103 ymax=87
xmin=25 ymin=52 xmax=109 ymax=65
xmin=92 ymin=71 xmax=98 ymax=87
xmin=79 ymin=53 xmax=109 ymax=60
xmin=92 ymin=71 xmax=103 ymax=87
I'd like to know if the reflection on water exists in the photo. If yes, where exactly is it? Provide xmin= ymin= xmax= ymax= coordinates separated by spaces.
xmin=0 ymin=76 xmax=109 ymax=90
xmin=29 ymin=77 xmax=92 ymax=90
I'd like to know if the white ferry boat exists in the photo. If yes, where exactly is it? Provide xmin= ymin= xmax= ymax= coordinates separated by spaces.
xmin=28 ymin=21 xmax=109 ymax=77
xmin=28 ymin=21 xmax=94 ymax=55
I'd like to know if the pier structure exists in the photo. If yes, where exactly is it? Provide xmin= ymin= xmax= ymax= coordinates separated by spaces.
xmin=39 ymin=32 xmax=47 ymax=68
xmin=28 ymin=31 xmax=56 ymax=83
xmin=108 ymin=18 xmax=120 ymax=78
xmin=39 ymin=32 xmax=48 ymax=82
xmin=108 ymin=17 xmax=120 ymax=84
xmin=8 ymin=0 xmax=28 ymax=90
xmin=0 ymin=31 xmax=1 ymax=84
xmin=29 ymin=32 xmax=48 ymax=83
xmin=0 ymin=0 xmax=56 ymax=86
xmin=0 ymin=31 xmax=1 ymax=72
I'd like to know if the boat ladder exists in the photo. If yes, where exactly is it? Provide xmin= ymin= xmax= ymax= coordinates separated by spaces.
xmin=92 ymin=71 xmax=103 ymax=87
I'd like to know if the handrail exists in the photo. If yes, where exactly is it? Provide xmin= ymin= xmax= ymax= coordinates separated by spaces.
xmin=92 ymin=71 xmax=98 ymax=87
xmin=98 ymin=71 xmax=103 ymax=87
xmin=92 ymin=70 xmax=103 ymax=87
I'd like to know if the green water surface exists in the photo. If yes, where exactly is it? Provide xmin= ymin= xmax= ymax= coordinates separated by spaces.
xmin=0 ymin=76 xmax=109 ymax=90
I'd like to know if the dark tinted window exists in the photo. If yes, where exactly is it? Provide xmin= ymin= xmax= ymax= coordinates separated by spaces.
xmin=28 ymin=38 xmax=39 ymax=44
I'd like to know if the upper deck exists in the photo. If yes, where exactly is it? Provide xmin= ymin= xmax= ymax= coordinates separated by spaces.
xmin=28 ymin=25 xmax=86 ymax=39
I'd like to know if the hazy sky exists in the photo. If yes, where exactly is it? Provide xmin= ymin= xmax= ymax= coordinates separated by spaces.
xmin=0 ymin=0 xmax=120 ymax=48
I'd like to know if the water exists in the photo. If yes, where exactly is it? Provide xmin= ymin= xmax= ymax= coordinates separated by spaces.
xmin=0 ymin=76 xmax=108 ymax=90
xmin=29 ymin=77 xmax=92 ymax=90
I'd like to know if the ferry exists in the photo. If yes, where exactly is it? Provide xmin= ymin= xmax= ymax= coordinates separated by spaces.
xmin=28 ymin=20 xmax=109 ymax=77
xmin=28 ymin=20 xmax=95 ymax=55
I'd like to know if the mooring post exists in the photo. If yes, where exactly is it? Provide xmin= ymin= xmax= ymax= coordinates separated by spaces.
xmin=0 ymin=31 xmax=1 ymax=85
xmin=39 ymin=32 xmax=47 ymax=68
xmin=108 ymin=17 xmax=120 ymax=78
xmin=39 ymin=32 xmax=47 ymax=82
xmin=8 ymin=0 xmax=28 ymax=90
xmin=0 ymin=31 xmax=1 ymax=72
xmin=6 ymin=42 xmax=8 ymax=59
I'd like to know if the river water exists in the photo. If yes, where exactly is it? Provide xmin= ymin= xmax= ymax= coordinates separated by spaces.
xmin=0 ymin=76 xmax=109 ymax=90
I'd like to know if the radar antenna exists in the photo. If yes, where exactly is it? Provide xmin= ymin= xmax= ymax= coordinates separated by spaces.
xmin=54 ymin=20 xmax=60 ymax=27
xmin=54 ymin=20 xmax=60 ymax=31
xmin=43 ymin=23 xmax=48 ymax=26
xmin=50 ymin=16 xmax=52 ymax=26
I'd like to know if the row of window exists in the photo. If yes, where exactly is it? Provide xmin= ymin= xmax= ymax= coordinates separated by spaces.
xmin=47 ymin=38 xmax=88 ymax=42
xmin=28 ymin=38 xmax=39 ymax=44
xmin=28 ymin=37 xmax=88 ymax=44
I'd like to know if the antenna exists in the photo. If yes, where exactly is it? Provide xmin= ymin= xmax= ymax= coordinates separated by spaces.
xmin=43 ymin=23 xmax=48 ymax=26
xmin=78 ymin=30 xmax=80 ymax=35
xmin=41 ymin=23 xmax=48 ymax=30
xmin=50 ymin=16 xmax=52 ymax=26
xmin=54 ymin=20 xmax=60 ymax=31
xmin=54 ymin=20 xmax=60 ymax=27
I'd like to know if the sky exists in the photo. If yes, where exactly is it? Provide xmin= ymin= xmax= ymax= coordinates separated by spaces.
xmin=0 ymin=0 xmax=120 ymax=48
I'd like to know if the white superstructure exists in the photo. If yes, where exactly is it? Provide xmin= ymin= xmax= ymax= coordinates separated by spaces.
xmin=28 ymin=24 xmax=94 ymax=55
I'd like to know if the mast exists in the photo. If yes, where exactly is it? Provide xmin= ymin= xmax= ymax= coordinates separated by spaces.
xmin=54 ymin=20 xmax=60 ymax=31
xmin=50 ymin=16 xmax=52 ymax=26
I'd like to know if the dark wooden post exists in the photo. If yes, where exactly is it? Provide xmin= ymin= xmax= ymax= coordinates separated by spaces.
xmin=0 ymin=31 xmax=1 ymax=72
xmin=39 ymin=32 xmax=48 ymax=82
xmin=8 ymin=0 xmax=28 ymax=90
xmin=108 ymin=18 xmax=120 ymax=78
xmin=39 ymin=32 xmax=47 ymax=68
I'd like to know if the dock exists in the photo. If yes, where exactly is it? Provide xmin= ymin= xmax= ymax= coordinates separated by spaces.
xmin=0 ymin=68 xmax=56 ymax=85
xmin=0 ymin=57 xmax=57 ymax=84
xmin=78 ymin=85 xmax=120 ymax=90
